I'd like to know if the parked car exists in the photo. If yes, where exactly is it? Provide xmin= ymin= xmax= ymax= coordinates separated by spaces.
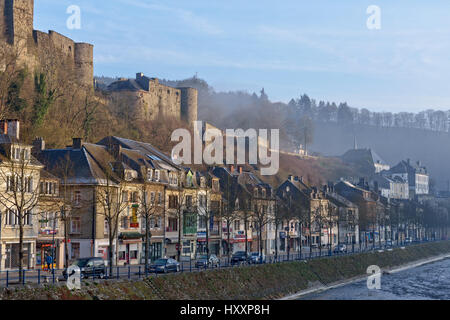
xmin=247 ymin=252 xmax=266 ymax=264
xmin=333 ymin=244 xmax=347 ymax=254
xmin=385 ymin=240 xmax=393 ymax=247
xmin=195 ymin=254 xmax=220 ymax=268
xmin=231 ymin=251 xmax=248 ymax=265
xmin=62 ymin=257 xmax=107 ymax=280
xmin=405 ymin=237 xmax=413 ymax=244
xmin=148 ymin=259 xmax=180 ymax=273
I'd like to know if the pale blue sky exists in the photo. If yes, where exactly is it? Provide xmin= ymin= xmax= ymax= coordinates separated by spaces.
xmin=34 ymin=0 xmax=450 ymax=112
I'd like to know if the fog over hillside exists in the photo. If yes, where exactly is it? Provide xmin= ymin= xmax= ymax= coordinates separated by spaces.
xmin=96 ymin=75 xmax=450 ymax=190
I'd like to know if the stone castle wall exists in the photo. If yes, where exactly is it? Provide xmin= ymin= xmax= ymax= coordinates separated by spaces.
xmin=0 ymin=0 xmax=93 ymax=88
xmin=109 ymin=74 xmax=198 ymax=124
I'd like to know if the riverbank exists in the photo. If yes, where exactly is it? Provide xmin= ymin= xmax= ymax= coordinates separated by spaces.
xmin=282 ymin=250 xmax=450 ymax=300
xmin=2 ymin=241 xmax=450 ymax=300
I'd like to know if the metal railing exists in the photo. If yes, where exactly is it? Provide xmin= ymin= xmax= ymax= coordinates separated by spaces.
xmin=0 ymin=238 xmax=440 ymax=288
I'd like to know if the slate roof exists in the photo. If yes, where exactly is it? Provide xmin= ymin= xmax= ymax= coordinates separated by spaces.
xmin=38 ymin=146 xmax=113 ymax=185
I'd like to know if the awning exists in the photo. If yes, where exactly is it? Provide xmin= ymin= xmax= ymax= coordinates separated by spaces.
xmin=119 ymin=232 xmax=143 ymax=240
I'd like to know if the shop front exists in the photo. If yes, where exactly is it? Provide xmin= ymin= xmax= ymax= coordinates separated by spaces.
xmin=4 ymin=242 xmax=34 ymax=270
xmin=118 ymin=232 xmax=143 ymax=265
xmin=36 ymin=241 xmax=63 ymax=270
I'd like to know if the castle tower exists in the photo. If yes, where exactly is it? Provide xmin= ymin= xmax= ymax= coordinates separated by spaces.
xmin=74 ymin=42 xmax=94 ymax=88
xmin=4 ymin=0 xmax=34 ymax=46
xmin=179 ymin=87 xmax=198 ymax=125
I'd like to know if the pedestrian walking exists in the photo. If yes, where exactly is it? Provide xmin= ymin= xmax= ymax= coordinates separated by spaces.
xmin=46 ymin=253 xmax=53 ymax=272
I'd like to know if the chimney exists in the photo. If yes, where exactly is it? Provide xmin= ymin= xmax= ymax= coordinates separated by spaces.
xmin=294 ymin=176 xmax=299 ymax=182
xmin=0 ymin=120 xmax=7 ymax=135
xmin=1 ymin=119 xmax=20 ymax=140
xmin=230 ymin=165 xmax=235 ymax=173
xmin=112 ymin=144 xmax=122 ymax=159
xmin=72 ymin=138 xmax=82 ymax=150
xmin=136 ymin=72 xmax=144 ymax=79
xmin=239 ymin=166 xmax=243 ymax=174
xmin=32 ymin=137 xmax=45 ymax=155
xmin=300 ymin=176 xmax=304 ymax=183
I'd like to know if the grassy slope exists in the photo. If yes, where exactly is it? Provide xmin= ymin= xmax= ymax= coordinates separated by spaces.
xmin=2 ymin=241 xmax=450 ymax=300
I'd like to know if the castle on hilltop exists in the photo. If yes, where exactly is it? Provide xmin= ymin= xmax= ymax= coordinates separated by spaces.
xmin=1 ymin=0 xmax=197 ymax=124
xmin=0 ymin=0 xmax=93 ymax=88
xmin=107 ymin=73 xmax=198 ymax=124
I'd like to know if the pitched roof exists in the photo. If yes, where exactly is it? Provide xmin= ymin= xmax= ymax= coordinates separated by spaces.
xmin=38 ymin=147 xmax=113 ymax=185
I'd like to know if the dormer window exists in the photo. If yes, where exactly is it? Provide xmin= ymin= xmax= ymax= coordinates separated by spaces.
xmin=212 ymin=180 xmax=219 ymax=192
xmin=200 ymin=177 xmax=206 ymax=188
xmin=254 ymin=188 xmax=259 ymax=197
xmin=186 ymin=174 xmax=193 ymax=187
xmin=155 ymin=170 xmax=160 ymax=182
xmin=11 ymin=147 xmax=30 ymax=161
xmin=147 ymin=169 xmax=153 ymax=181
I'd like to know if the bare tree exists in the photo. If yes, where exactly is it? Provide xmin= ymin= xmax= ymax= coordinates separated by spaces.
xmin=221 ymin=174 xmax=238 ymax=262
xmin=138 ymin=184 xmax=161 ymax=273
xmin=95 ymin=167 xmax=129 ymax=275
xmin=0 ymin=143 xmax=41 ymax=280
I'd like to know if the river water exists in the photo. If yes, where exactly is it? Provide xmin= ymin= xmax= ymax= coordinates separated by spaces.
xmin=301 ymin=258 xmax=450 ymax=300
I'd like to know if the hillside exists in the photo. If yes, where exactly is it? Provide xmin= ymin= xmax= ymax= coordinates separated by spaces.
xmin=311 ymin=121 xmax=450 ymax=190
xmin=257 ymin=153 xmax=363 ymax=188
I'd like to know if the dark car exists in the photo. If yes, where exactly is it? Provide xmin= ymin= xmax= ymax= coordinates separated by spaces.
xmin=148 ymin=259 xmax=180 ymax=273
xmin=231 ymin=251 xmax=248 ymax=265
xmin=247 ymin=252 xmax=266 ymax=264
xmin=385 ymin=240 xmax=393 ymax=247
xmin=333 ymin=244 xmax=347 ymax=254
xmin=195 ymin=254 xmax=220 ymax=269
xmin=63 ymin=257 xmax=107 ymax=280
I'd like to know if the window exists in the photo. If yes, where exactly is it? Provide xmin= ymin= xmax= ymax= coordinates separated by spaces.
xmin=200 ymin=177 xmax=206 ymax=188
xmin=168 ymin=218 xmax=178 ymax=232
xmin=234 ymin=220 xmax=241 ymax=231
xmin=104 ymin=219 xmax=109 ymax=235
xmin=74 ymin=191 xmax=81 ymax=205
xmin=70 ymin=217 xmax=81 ymax=234
xmin=71 ymin=243 xmax=80 ymax=259
xmin=130 ymin=250 xmax=138 ymax=259
xmin=122 ymin=191 xmax=128 ymax=203
xmin=6 ymin=176 xmax=14 ymax=192
xmin=186 ymin=174 xmax=193 ymax=187
xmin=158 ymin=192 xmax=162 ymax=205
xmin=169 ymin=172 xmax=178 ymax=186
xmin=262 ymin=189 xmax=266 ymax=198
xmin=212 ymin=180 xmax=219 ymax=192
xmin=254 ymin=189 xmax=259 ymax=197
xmin=147 ymin=192 xmax=154 ymax=204
xmin=186 ymin=195 xmax=193 ymax=208
xmin=132 ymin=192 xmax=138 ymax=203
xmin=198 ymin=215 xmax=207 ymax=229
xmin=121 ymin=216 xmax=129 ymax=229
xmin=199 ymin=194 xmax=206 ymax=208
xmin=169 ymin=195 xmax=178 ymax=209
xmin=24 ymin=211 xmax=32 ymax=226
xmin=147 ymin=169 xmax=153 ymax=181
xmin=155 ymin=170 xmax=160 ymax=181
xmin=5 ymin=210 xmax=17 ymax=226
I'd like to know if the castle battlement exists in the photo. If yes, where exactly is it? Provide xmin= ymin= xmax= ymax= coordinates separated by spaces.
xmin=0 ymin=0 xmax=94 ymax=88
xmin=108 ymin=72 xmax=198 ymax=124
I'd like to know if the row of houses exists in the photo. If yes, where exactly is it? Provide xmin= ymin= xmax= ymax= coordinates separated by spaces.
xmin=0 ymin=120 xmax=433 ymax=270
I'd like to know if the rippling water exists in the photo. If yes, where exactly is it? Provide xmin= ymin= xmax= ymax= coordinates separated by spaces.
xmin=301 ymin=258 xmax=450 ymax=300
